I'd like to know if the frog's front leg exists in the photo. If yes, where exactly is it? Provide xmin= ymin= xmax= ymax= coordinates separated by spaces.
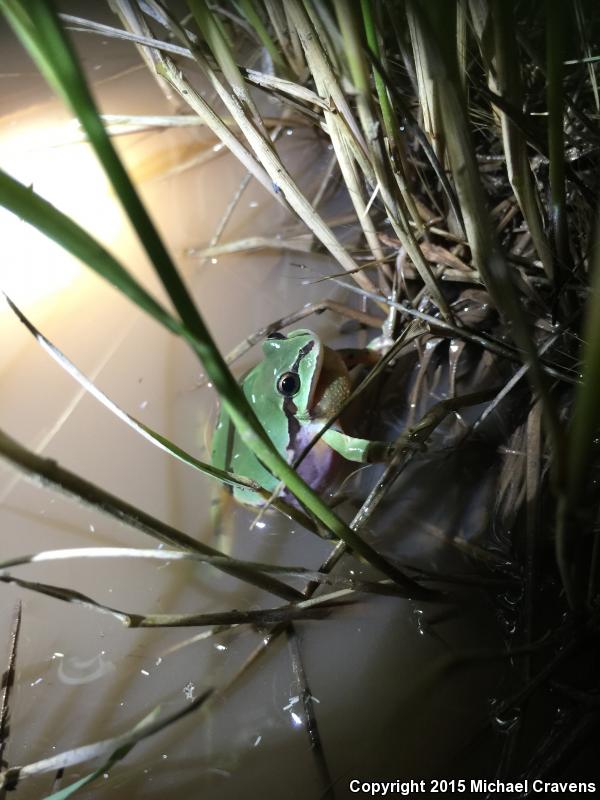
xmin=321 ymin=429 xmax=396 ymax=464
xmin=322 ymin=388 xmax=497 ymax=465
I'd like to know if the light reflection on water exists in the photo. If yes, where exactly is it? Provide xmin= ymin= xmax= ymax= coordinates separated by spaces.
xmin=57 ymin=652 xmax=116 ymax=686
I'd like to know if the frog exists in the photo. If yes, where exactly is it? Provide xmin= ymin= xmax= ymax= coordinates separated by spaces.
xmin=211 ymin=329 xmax=394 ymax=507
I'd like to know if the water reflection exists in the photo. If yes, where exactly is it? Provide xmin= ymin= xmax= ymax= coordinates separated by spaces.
xmin=57 ymin=652 xmax=116 ymax=686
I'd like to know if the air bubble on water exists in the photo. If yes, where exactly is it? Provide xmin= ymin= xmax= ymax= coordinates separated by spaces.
xmin=496 ymin=608 xmax=516 ymax=635
xmin=500 ymin=587 xmax=523 ymax=607
xmin=183 ymin=681 xmax=195 ymax=701
xmin=489 ymin=698 xmax=521 ymax=733
xmin=492 ymin=709 xmax=520 ymax=733
xmin=412 ymin=608 xmax=426 ymax=636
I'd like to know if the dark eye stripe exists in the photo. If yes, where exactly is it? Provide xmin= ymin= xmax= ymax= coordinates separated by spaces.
xmin=275 ymin=339 xmax=315 ymax=398
xmin=281 ymin=339 xmax=315 ymax=452
xmin=290 ymin=339 xmax=315 ymax=372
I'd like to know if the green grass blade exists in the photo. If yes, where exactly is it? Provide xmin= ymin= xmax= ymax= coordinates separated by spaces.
xmin=235 ymin=0 xmax=291 ymax=77
xmin=491 ymin=0 xmax=553 ymax=281
xmin=0 ymin=169 xmax=177 ymax=330
xmin=360 ymin=0 xmax=419 ymax=228
xmin=334 ymin=0 xmax=451 ymax=320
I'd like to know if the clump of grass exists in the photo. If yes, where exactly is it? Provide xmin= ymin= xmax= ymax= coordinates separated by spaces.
xmin=1 ymin=0 xmax=600 ymax=794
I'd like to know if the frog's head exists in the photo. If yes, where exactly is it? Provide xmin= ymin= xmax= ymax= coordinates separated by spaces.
xmin=261 ymin=329 xmax=323 ymax=421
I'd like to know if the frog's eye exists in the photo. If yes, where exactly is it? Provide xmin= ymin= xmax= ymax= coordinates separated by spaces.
xmin=267 ymin=331 xmax=286 ymax=340
xmin=277 ymin=371 xmax=301 ymax=397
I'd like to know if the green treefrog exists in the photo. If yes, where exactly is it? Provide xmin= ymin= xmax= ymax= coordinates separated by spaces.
xmin=212 ymin=329 xmax=394 ymax=507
